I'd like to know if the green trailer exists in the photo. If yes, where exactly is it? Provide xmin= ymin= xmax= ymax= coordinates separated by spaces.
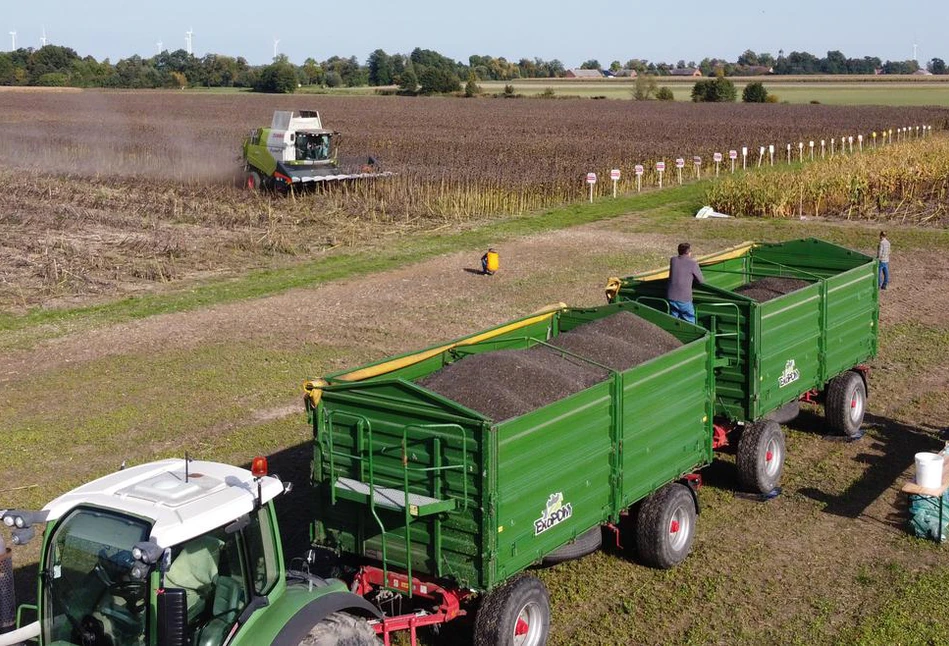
xmin=607 ymin=238 xmax=879 ymax=491
xmin=304 ymin=301 xmax=716 ymax=646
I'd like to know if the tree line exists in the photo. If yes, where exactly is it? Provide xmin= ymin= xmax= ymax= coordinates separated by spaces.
xmin=0 ymin=45 xmax=944 ymax=93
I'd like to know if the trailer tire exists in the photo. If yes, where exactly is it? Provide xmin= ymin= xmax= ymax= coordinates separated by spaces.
xmin=736 ymin=420 xmax=785 ymax=494
xmin=635 ymin=483 xmax=696 ymax=569
xmin=298 ymin=612 xmax=381 ymax=646
xmin=541 ymin=526 xmax=602 ymax=565
xmin=244 ymin=170 xmax=262 ymax=191
xmin=473 ymin=575 xmax=550 ymax=646
xmin=765 ymin=400 xmax=800 ymax=424
xmin=825 ymin=371 xmax=866 ymax=437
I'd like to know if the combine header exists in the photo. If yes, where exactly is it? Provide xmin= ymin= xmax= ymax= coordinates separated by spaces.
xmin=241 ymin=110 xmax=392 ymax=190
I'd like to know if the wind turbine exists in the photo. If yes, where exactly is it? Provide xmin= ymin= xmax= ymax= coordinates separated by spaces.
xmin=185 ymin=28 xmax=193 ymax=55
xmin=273 ymin=38 xmax=279 ymax=59
xmin=913 ymin=43 xmax=918 ymax=63
xmin=157 ymin=41 xmax=163 ymax=55
xmin=40 ymin=26 xmax=47 ymax=47
xmin=9 ymin=31 xmax=16 ymax=51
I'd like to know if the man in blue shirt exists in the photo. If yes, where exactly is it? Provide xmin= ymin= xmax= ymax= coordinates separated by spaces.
xmin=878 ymin=231 xmax=890 ymax=290
xmin=667 ymin=242 xmax=704 ymax=323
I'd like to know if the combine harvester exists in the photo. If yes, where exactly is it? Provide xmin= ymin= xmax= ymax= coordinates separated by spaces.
xmin=241 ymin=110 xmax=392 ymax=191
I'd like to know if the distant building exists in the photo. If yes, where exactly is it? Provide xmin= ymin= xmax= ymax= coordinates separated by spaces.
xmin=669 ymin=68 xmax=702 ymax=77
xmin=613 ymin=69 xmax=639 ymax=78
xmin=913 ymin=68 xmax=933 ymax=75
xmin=565 ymin=68 xmax=604 ymax=79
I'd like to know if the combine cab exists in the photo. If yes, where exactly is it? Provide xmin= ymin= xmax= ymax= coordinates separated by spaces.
xmin=241 ymin=110 xmax=392 ymax=190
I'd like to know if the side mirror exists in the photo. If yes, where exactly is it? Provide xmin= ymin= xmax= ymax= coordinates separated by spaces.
xmin=156 ymin=588 xmax=188 ymax=646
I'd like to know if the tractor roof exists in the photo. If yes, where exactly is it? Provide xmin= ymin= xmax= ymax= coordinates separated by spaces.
xmin=43 ymin=459 xmax=284 ymax=548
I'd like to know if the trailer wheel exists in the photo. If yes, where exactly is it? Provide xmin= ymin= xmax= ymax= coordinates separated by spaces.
xmin=825 ymin=371 xmax=866 ymax=437
xmin=474 ymin=575 xmax=550 ymax=646
xmin=765 ymin=400 xmax=800 ymax=424
xmin=635 ymin=483 xmax=696 ymax=569
xmin=299 ymin=612 xmax=382 ymax=646
xmin=736 ymin=420 xmax=785 ymax=494
xmin=541 ymin=526 xmax=602 ymax=565
xmin=244 ymin=170 xmax=262 ymax=191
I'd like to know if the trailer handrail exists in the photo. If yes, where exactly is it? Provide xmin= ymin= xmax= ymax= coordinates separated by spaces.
xmin=634 ymin=296 xmax=671 ymax=314
xmin=401 ymin=424 xmax=470 ymax=592
xmin=324 ymin=410 xmax=472 ymax=596
xmin=324 ymin=410 xmax=394 ymax=587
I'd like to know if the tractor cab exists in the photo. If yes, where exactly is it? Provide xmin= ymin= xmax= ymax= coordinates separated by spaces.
xmin=3 ymin=459 xmax=288 ymax=646
xmin=291 ymin=129 xmax=338 ymax=165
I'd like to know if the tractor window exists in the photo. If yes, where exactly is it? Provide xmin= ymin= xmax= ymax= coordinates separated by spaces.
xmin=43 ymin=507 xmax=151 ymax=646
xmin=245 ymin=507 xmax=280 ymax=596
xmin=164 ymin=527 xmax=248 ymax=646
xmin=296 ymin=134 xmax=331 ymax=162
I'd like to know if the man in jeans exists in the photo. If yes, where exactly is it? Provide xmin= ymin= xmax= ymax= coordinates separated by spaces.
xmin=668 ymin=242 xmax=704 ymax=323
xmin=878 ymin=231 xmax=890 ymax=290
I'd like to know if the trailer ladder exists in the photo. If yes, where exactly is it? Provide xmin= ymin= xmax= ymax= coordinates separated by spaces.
xmin=323 ymin=411 xmax=469 ymax=596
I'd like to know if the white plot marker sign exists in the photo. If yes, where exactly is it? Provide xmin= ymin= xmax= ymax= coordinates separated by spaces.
xmin=768 ymin=144 xmax=775 ymax=167
xmin=656 ymin=161 xmax=666 ymax=188
xmin=586 ymin=172 xmax=597 ymax=203
xmin=713 ymin=152 xmax=722 ymax=176
xmin=729 ymin=149 xmax=737 ymax=173
xmin=742 ymin=146 xmax=748 ymax=170
xmin=675 ymin=158 xmax=685 ymax=185
xmin=610 ymin=168 xmax=621 ymax=198
xmin=635 ymin=164 xmax=644 ymax=192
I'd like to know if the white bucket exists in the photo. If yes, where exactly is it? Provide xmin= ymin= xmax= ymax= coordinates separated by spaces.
xmin=915 ymin=452 xmax=944 ymax=490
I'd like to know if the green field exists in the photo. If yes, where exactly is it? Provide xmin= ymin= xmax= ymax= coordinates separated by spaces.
xmin=480 ymin=77 xmax=949 ymax=105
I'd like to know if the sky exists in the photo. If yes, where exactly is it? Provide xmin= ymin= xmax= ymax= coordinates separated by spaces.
xmin=1 ymin=0 xmax=943 ymax=67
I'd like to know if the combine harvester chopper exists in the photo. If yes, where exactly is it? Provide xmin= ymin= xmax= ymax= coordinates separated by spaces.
xmin=241 ymin=110 xmax=392 ymax=191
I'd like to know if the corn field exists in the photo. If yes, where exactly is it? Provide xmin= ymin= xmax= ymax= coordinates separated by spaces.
xmin=706 ymin=135 xmax=949 ymax=223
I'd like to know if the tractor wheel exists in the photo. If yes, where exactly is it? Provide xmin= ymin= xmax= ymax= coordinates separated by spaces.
xmin=765 ymin=400 xmax=801 ymax=425
xmin=635 ymin=483 xmax=696 ymax=569
xmin=299 ymin=612 xmax=381 ymax=646
xmin=244 ymin=170 xmax=262 ymax=191
xmin=542 ymin=526 xmax=602 ymax=565
xmin=736 ymin=420 xmax=785 ymax=494
xmin=825 ymin=371 xmax=867 ymax=437
xmin=473 ymin=575 xmax=550 ymax=646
